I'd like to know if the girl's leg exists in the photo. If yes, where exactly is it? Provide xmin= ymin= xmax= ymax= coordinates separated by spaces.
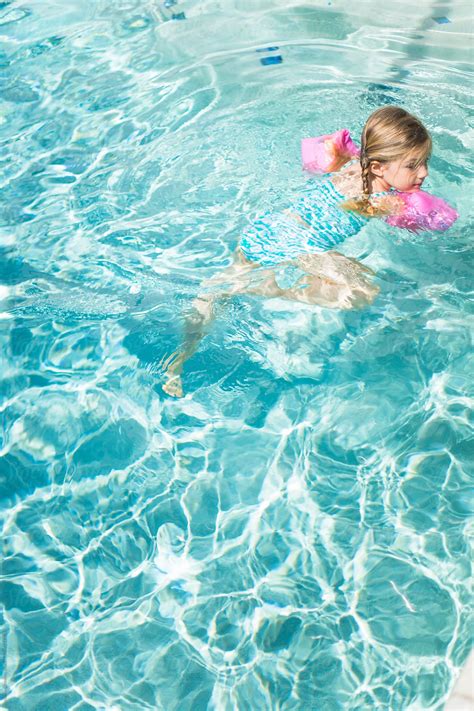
xmin=283 ymin=252 xmax=379 ymax=308
xmin=162 ymin=251 xmax=378 ymax=396
xmin=162 ymin=292 xmax=217 ymax=397
xmin=228 ymin=252 xmax=378 ymax=309
xmin=162 ymin=252 xmax=279 ymax=397
xmin=280 ymin=271 xmax=379 ymax=309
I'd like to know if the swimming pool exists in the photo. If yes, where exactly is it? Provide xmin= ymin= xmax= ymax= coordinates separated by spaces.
xmin=1 ymin=1 xmax=473 ymax=708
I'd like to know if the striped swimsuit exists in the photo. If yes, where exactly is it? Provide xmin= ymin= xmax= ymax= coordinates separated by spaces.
xmin=240 ymin=179 xmax=371 ymax=267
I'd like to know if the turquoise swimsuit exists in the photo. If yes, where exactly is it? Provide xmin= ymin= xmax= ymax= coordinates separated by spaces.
xmin=240 ymin=179 xmax=371 ymax=267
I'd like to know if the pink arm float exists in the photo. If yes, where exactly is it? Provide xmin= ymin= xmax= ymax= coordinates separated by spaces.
xmin=301 ymin=129 xmax=360 ymax=173
xmin=386 ymin=189 xmax=458 ymax=232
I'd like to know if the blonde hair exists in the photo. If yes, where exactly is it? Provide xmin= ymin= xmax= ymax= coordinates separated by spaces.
xmin=342 ymin=106 xmax=432 ymax=217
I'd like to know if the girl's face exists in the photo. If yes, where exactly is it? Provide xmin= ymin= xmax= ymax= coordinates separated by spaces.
xmin=371 ymin=155 xmax=429 ymax=193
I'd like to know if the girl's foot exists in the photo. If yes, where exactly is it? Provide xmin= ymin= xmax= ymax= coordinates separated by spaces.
xmin=161 ymin=350 xmax=184 ymax=397
xmin=163 ymin=372 xmax=183 ymax=397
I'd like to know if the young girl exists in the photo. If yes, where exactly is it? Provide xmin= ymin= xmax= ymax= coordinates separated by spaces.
xmin=163 ymin=106 xmax=455 ymax=397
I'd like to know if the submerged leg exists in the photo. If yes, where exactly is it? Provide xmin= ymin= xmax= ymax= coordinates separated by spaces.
xmin=162 ymin=255 xmax=270 ymax=397
xmin=279 ymin=272 xmax=379 ymax=309
xmin=162 ymin=250 xmax=378 ymax=396
xmin=162 ymin=293 xmax=216 ymax=397
xmin=282 ymin=252 xmax=379 ymax=308
xmin=227 ymin=252 xmax=379 ymax=309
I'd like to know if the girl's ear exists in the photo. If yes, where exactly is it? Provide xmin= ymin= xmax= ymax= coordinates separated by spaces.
xmin=369 ymin=160 xmax=385 ymax=178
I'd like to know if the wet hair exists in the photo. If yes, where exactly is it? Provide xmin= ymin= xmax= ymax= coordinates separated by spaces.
xmin=342 ymin=106 xmax=432 ymax=217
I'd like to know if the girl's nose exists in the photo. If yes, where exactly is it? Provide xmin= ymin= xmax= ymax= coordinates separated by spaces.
xmin=418 ymin=163 xmax=428 ymax=179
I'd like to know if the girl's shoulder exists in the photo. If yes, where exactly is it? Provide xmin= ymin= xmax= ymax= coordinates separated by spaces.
xmin=331 ymin=166 xmax=404 ymax=215
xmin=330 ymin=162 xmax=363 ymax=198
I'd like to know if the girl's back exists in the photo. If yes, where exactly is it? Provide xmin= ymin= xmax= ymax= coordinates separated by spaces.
xmin=240 ymin=164 xmax=375 ymax=267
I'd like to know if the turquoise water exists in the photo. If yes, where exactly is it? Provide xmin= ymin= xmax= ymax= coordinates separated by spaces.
xmin=1 ymin=1 xmax=473 ymax=709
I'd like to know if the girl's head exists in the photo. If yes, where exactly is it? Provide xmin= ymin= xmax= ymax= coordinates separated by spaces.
xmin=361 ymin=106 xmax=432 ymax=194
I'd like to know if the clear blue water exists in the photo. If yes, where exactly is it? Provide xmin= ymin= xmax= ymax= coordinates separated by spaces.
xmin=1 ymin=1 xmax=473 ymax=709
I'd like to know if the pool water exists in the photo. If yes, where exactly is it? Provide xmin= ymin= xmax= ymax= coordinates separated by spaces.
xmin=1 ymin=1 xmax=473 ymax=709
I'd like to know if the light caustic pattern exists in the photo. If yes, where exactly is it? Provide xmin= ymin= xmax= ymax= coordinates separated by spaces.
xmin=0 ymin=1 xmax=473 ymax=709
